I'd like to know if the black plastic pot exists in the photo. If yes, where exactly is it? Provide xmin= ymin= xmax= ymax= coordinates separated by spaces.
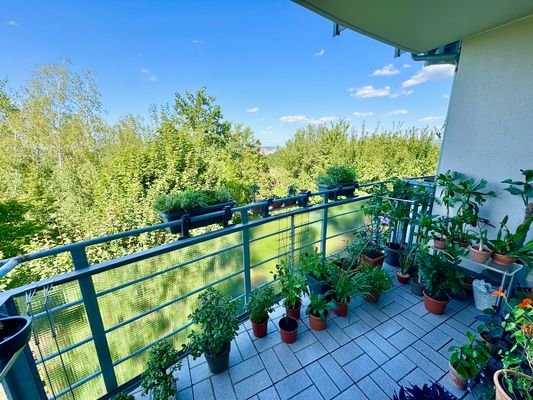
xmin=158 ymin=200 xmax=236 ymax=234
xmin=317 ymin=182 xmax=359 ymax=200
xmin=384 ymin=242 xmax=402 ymax=267
xmin=305 ymin=273 xmax=331 ymax=295
xmin=205 ymin=342 xmax=231 ymax=374
xmin=0 ymin=316 xmax=32 ymax=373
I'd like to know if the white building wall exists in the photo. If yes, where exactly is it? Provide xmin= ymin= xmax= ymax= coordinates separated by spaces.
xmin=438 ymin=16 xmax=533 ymax=240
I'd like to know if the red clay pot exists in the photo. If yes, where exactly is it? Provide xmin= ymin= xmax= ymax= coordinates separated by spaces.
xmin=285 ymin=301 xmax=301 ymax=320
xmin=449 ymin=362 xmax=467 ymax=390
xmin=433 ymin=237 xmax=446 ymax=249
xmin=360 ymin=253 xmax=386 ymax=268
xmin=333 ymin=299 xmax=349 ymax=317
xmin=271 ymin=201 xmax=283 ymax=209
xmin=279 ymin=316 xmax=298 ymax=344
xmin=492 ymin=253 xmax=517 ymax=266
xmin=469 ymin=245 xmax=492 ymax=264
xmin=251 ymin=319 xmax=268 ymax=338
xmin=396 ymin=271 xmax=411 ymax=284
xmin=423 ymin=290 xmax=448 ymax=315
xmin=364 ymin=291 xmax=380 ymax=303
xmin=308 ymin=312 xmax=328 ymax=331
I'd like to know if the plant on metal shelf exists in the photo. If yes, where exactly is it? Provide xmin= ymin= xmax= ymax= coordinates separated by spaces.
xmin=487 ymin=215 xmax=533 ymax=267
xmin=306 ymin=292 xmax=335 ymax=331
xmin=185 ymin=288 xmax=239 ymax=374
xmin=141 ymin=339 xmax=181 ymax=400
xmin=316 ymin=165 xmax=358 ymax=200
xmin=469 ymin=228 xmax=492 ymax=264
xmin=274 ymin=258 xmax=308 ymax=320
xmin=358 ymin=265 xmax=392 ymax=303
xmin=448 ymin=331 xmax=490 ymax=390
xmin=248 ymin=285 xmax=276 ymax=338
xmin=392 ymin=382 xmax=458 ymax=400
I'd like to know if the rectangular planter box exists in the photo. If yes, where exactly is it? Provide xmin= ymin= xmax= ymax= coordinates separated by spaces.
xmin=317 ymin=182 xmax=359 ymax=200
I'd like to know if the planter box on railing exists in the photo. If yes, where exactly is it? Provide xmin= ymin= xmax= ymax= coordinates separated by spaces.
xmin=0 ymin=316 xmax=32 ymax=378
xmin=317 ymin=182 xmax=359 ymax=200
xmin=158 ymin=200 xmax=236 ymax=235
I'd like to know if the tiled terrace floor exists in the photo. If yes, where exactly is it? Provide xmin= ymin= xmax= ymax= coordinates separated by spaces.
xmin=133 ymin=265 xmax=482 ymax=400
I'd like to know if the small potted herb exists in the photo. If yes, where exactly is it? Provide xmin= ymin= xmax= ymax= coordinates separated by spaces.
xmin=329 ymin=267 xmax=369 ymax=317
xmin=396 ymin=246 xmax=416 ymax=284
xmin=317 ymin=166 xmax=358 ymax=200
xmin=299 ymin=250 xmax=332 ymax=295
xmin=279 ymin=315 xmax=298 ymax=344
xmin=248 ymin=285 xmax=276 ymax=338
xmin=488 ymin=215 xmax=533 ymax=267
xmin=306 ymin=293 xmax=335 ymax=331
xmin=185 ymin=288 xmax=239 ymax=374
xmin=359 ymin=266 xmax=392 ymax=303
xmin=153 ymin=188 xmax=235 ymax=234
xmin=274 ymin=259 xmax=308 ymax=320
xmin=141 ymin=340 xmax=181 ymax=400
xmin=448 ymin=331 xmax=490 ymax=390
xmin=469 ymin=228 xmax=492 ymax=264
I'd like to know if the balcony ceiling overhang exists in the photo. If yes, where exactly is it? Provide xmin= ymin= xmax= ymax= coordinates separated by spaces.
xmin=292 ymin=0 xmax=533 ymax=53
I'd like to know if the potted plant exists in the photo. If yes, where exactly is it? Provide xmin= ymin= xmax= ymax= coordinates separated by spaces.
xmin=185 ymin=288 xmax=239 ymax=374
xmin=492 ymin=289 xmax=533 ymax=400
xmin=284 ymin=184 xmax=298 ymax=207
xmin=154 ymin=188 xmax=235 ymax=234
xmin=112 ymin=393 xmax=134 ymax=400
xmin=141 ymin=340 xmax=181 ymax=400
xmin=469 ymin=228 xmax=492 ymax=264
xmin=317 ymin=166 xmax=358 ymax=200
xmin=393 ymin=382 xmax=458 ymax=400
xmin=279 ymin=315 xmax=298 ymax=344
xmin=270 ymin=195 xmax=283 ymax=209
xmin=248 ymin=184 xmax=264 ymax=215
xmin=396 ymin=246 xmax=416 ymax=284
xmin=346 ymin=229 xmax=386 ymax=268
xmin=306 ymin=293 xmax=335 ymax=331
xmin=0 ymin=317 xmax=32 ymax=374
xmin=488 ymin=215 xmax=533 ymax=267
xmin=248 ymin=285 xmax=276 ymax=338
xmin=359 ymin=265 xmax=392 ymax=303
xmin=475 ymin=308 xmax=509 ymax=357
xmin=274 ymin=259 xmax=308 ymax=320
xmin=419 ymin=251 xmax=464 ymax=315
xmin=448 ymin=331 xmax=490 ymax=390
xmin=502 ymin=169 xmax=533 ymax=222
xmin=329 ymin=266 xmax=369 ymax=317
xmin=299 ymin=250 xmax=334 ymax=295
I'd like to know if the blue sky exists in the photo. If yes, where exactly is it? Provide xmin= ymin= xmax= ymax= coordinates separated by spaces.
xmin=1 ymin=0 xmax=454 ymax=146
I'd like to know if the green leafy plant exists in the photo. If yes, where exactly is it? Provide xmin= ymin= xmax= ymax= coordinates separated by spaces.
xmin=502 ymin=169 xmax=533 ymax=208
xmin=274 ymin=259 xmax=308 ymax=309
xmin=449 ymin=331 xmax=490 ymax=379
xmin=141 ymin=340 xmax=181 ymax=400
xmin=454 ymin=177 xmax=495 ymax=227
xmin=287 ymin=184 xmax=298 ymax=196
xmin=306 ymin=292 xmax=335 ymax=322
xmin=358 ymin=265 xmax=392 ymax=294
xmin=112 ymin=393 xmax=134 ymax=400
xmin=153 ymin=188 xmax=231 ymax=213
xmin=299 ymin=250 xmax=331 ymax=280
xmin=317 ymin=166 xmax=357 ymax=185
xmin=329 ymin=266 xmax=370 ymax=303
xmin=248 ymin=183 xmax=260 ymax=203
xmin=488 ymin=215 xmax=533 ymax=267
xmin=248 ymin=285 xmax=276 ymax=324
xmin=185 ymin=288 xmax=240 ymax=358
xmin=418 ymin=251 xmax=464 ymax=301
xmin=398 ymin=245 xmax=417 ymax=276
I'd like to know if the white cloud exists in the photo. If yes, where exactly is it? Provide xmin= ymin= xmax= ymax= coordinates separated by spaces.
xmin=279 ymin=115 xmax=337 ymax=124
xmin=315 ymin=49 xmax=325 ymax=57
xmin=6 ymin=20 xmax=17 ymax=27
xmin=418 ymin=115 xmax=445 ymax=124
xmin=371 ymin=64 xmax=400 ymax=77
xmin=246 ymin=106 xmax=259 ymax=113
xmin=402 ymin=64 xmax=455 ymax=88
xmin=140 ymin=68 xmax=150 ymax=74
xmin=149 ymin=75 xmax=157 ymax=82
xmin=385 ymin=109 xmax=408 ymax=116
xmin=266 ymin=126 xmax=273 ymax=129
xmin=349 ymin=85 xmax=391 ymax=98
xmin=280 ymin=115 xmax=308 ymax=123
xmin=353 ymin=111 xmax=373 ymax=118
xmin=403 ymin=64 xmax=411 ymax=68
xmin=389 ymin=89 xmax=414 ymax=98
xmin=192 ymin=39 xmax=205 ymax=44
xmin=442 ymin=94 xmax=450 ymax=99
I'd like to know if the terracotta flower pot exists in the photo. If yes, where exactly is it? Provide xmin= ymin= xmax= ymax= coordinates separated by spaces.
xmin=251 ymin=319 xmax=268 ymax=338
xmin=361 ymin=252 xmax=386 ymax=267
xmin=271 ymin=201 xmax=283 ymax=209
xmin=333 ymin=299 xmax=349 ymax=317
xmin=492 ymin=253 xmax=518 ymax=266
xmin=469 ymin=245 xmax=492 ymax=264
xmin=308 ymin=312 xmax=328 ymax=331
xmin=433 ymin=237 xmax=446 ymax=250
xmin=494 ymin=369 xmax=533 ymax=400
xmin=279 ymin=316 xmax=298 ymax=344
xmin=423 ymin=290 xmax=448 ymax=315
xmin=285 ymin=300 xmax=301 ymax=320
xmin=364 ymin=291 xmax=380 ymax=303
xmin=396 ymin=270 xmax=411 ymax=284
xmin=448 ymin=362 xmax=467 ymax=390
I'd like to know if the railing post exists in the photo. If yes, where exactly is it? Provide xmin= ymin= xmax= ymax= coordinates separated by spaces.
xmin=320 ymin=195 xmax=329 ymax=260
xmin=289 ymin=214 xmax=296 ymax=266
xmin=241 ymin=211 xmax=252 ymax=304
xmin=71 ymin=247 xmax=118 ymax=393
xmin=2 ymin=299 xmax=47 ymax=400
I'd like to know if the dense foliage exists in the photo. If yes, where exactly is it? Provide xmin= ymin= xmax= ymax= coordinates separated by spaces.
xmin=0 ymin=63 xmax=441 ymax=290
xmin=140 ymin=340 xmax=181 ymax=400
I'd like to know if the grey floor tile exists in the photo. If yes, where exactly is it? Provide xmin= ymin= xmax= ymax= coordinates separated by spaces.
xmin=295 ymin=341 xmax=328 ymax=366
xmin=254 ymin=331 xmax=282 ymax=353
xmin=364 ymin=330 xmax=399 ymax=358
xmin=312 ymin=328 xmax=341 ymax=353
xmin=382 ymin=353 xmax=416 ymax=381
xmin=211 ymin=371 xmax=237 ymax=400
xmin=343 ymin=354 xmax=378 ymax=382
xmin=356 ymin=376 xmax=389 ymax=400
xmin=291 ymin=385 xmax=324 ymax=400
xmin=374 ymin=319 xmax=402 ymax=339
xmin=369 ymin=368 xmax=400 ymax=397
xmin=273 ymin=343 xmax=302 ymax=375
xmin=402 ymin=346 xmax=445 ymax=381
xmin=344 ymin=320 xmax=372 ymax=339
xmin=305 ymin=362 xmax=340 ymax=399
xmin=318 ymin=354 xmax=353 ymax=391
xmin=260 ymin=348 xmax=287 ymax=383
xmin=398 ymin=367 xmax=433 ymax=389
xmin=388 ymin=329 xmax=417 ymax=351
xmin=229 ymin=355 xmax=264 ymax=383
xmin=333 ymin=385 xmax=368 ymax=400
xmin=193 ymin=378 xmax=215 ymax=400
xmin=274 ymin=369 xmax=312 ymax=400
xmin=258 ymin=386 xmax=280 ymax=400
xmin=355 ymin=335 xmax=389 ymax=364
xmin=234 ymin=370 xmax=273 ymax=400
xmin=287 ymin=330 xmax=317 ymax=352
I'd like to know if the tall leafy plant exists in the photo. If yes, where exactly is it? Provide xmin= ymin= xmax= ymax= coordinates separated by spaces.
xmin=141 ymin=340 xmax=181 ymax=400
xmin=488 ymin=215 xmax=533 ymax=268
xmin=274 ymin=259 xmax=308 ymax=308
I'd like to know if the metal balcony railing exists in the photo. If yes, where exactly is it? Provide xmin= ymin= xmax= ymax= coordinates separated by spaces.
xmin=0 ymin=177 xmax=435 ymax=400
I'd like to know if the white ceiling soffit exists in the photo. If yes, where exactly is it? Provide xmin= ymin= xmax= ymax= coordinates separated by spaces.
xmin=292 ymin=0 xmax=533 ymax=53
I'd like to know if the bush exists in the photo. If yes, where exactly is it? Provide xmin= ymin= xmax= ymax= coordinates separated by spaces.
xmin=317 ymin=166 xmax=357 ymax=185
xmin=141 ymin=340 xmax=181 ymax=400
xmin=248 ymin=285 xmax=276 ymax=324
xmin=153 ymin=188 xmax=231 ymax=213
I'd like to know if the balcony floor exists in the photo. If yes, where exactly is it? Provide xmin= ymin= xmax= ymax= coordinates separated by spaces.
xmin=133 ymin=265 xmax=480 ymax=400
